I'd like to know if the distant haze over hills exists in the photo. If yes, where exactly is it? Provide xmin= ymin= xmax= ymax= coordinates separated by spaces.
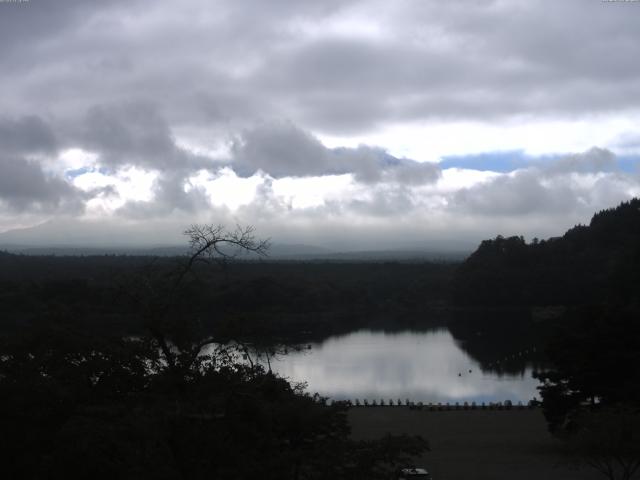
xmin=0 ymin=219 xmax=472 ymax=260
xmin=0 ymin=243 xmax=469 ymax=262
xmin=0 ymin=243 xmax=327 ymax=258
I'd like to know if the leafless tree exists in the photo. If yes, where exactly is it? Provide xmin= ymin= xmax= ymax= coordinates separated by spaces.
xmin=129 ymin=223 xmax=270 ymax=375
xmin=179 ymin=223 xmax=269 ymax=284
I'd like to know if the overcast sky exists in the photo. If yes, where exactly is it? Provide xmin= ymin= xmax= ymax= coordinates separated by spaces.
xmin=1 ymin=0 xmax=639 ymax=250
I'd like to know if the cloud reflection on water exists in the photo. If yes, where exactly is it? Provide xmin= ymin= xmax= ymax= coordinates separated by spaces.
xmin=270 ymin=329 xmax=540 ymax=403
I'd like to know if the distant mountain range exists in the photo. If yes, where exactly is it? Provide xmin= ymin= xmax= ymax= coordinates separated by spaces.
xmin=0 ymin=242 xmax=468 ymax=262
xmin=0 ymin=243 xmax=327 ymax=258
xmin=0 ymin=219 xmax=470 ymax=261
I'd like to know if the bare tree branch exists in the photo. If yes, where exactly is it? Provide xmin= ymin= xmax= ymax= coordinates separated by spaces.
xmin=130 ymin=223 xmax=269 ymax=375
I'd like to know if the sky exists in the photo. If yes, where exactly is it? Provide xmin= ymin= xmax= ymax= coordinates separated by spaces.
xmin=1 ymin=0 xmax=640 ymax=251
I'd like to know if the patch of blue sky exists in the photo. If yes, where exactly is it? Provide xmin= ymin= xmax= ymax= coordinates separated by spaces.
xmin=440 ymin=150 xmax=639 ymax=173
xmin=439 ymin=150 xmax=559 ymax=173
xmin=617 ymin=155 xmax=640 ymax=173
xmin=65 ymin=166 xmax=111 ymax=178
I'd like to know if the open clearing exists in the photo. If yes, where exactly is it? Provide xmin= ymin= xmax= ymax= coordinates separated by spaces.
xmin=349 ymin=407 xmax=601 ymax=480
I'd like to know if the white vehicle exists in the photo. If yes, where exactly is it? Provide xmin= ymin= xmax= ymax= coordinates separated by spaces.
xmin=397 ymin=467 xmax=432 ymax=479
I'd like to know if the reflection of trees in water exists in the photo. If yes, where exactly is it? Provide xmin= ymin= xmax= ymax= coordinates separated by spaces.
xmin=448 ymin=307 xmax=549 ymax=376
xmin=266 ymin=308 xmax=546 ymax=379
xmin=269 ymin=306 xmax=548 ymax=379
xmin=267 ymin=328 xmax=542 ymax=404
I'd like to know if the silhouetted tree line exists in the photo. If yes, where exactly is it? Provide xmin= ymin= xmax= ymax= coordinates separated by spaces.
xmin=454 ymin=199 xmax=640 ymax=479
xmin=0 ymin=225 xmax=429 ymax=479
xmin=0 ymin=317 xmax=427 ymax=479
xmin=534 ymin=305 xmax=640 ymax=480
xmin=535 ymin=306 xmax=640 ymax=432
xmin=453 ymin=198 xmax=640 ymax=307
xmin=0 ymin=254 xmax=455 ymax=339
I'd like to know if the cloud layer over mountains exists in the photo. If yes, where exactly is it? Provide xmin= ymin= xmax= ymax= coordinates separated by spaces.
xmin=1 ymin=0 xmax=639 ymax=249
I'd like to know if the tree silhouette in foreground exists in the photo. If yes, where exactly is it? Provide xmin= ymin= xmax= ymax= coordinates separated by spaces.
xmin=536 ymin=306 xmax=640 ymax=480
xmin=132 ymin=223 xmax=270 ymax=376
xmin=0 ymin=223 xmax=428 ymax=479
xmin=563 ymin=407 xmax=640 ymax=480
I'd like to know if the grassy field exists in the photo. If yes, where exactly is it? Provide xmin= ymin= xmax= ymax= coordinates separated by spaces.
xmin=349 ymin=407 xmax=601 ymax=480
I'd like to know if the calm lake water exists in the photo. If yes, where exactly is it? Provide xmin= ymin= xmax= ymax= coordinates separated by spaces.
xmin=268 ymin=329 xmax=540 ymax=404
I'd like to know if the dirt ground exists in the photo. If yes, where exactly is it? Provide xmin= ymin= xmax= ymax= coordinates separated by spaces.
xmin=348 ymin=407 xmax=601 ymax=480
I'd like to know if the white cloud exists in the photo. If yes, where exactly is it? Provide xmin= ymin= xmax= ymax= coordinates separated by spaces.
xmin=188 ymin=168 xmax=262 ymax=210
xmin=2 ymin=1 xmax=640 ymax=247
xmin=319 ymin=114 xmax=640 ymax=162
xmin=436 ymin=168 xmax=501 ymax=192
xmin=58 ymin=148 xmax=99 ymax=173
xmin=272 ymin=174 xmax=354 ymax=209
xmin=72 ymin=166 xmax=158 ymax=216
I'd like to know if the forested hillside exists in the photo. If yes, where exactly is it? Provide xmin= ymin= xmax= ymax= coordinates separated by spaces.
xmin=0 ymin=254 xmax=455 ymax=339
xmin=453 ymin=198 xmax=640 ymax=307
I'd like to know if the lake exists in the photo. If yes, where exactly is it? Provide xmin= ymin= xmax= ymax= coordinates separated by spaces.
xmin=267 ymin=329 xmax=541 ymax=404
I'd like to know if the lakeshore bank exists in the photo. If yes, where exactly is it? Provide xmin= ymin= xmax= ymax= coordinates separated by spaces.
xmin=349 ymin=408 xmax=601 ymax=480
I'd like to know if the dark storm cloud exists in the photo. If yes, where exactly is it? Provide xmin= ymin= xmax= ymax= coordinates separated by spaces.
xmin=73 ymin=103 xmax=219 ymax=171
xmin=79 ymin=103 xmax=180 ymax=169
xmin=231 ymin=122 xmax=440 ymax=184
xmin=2 ymin=0 xmax=640 ymax=134
xmin=0 ymin=156 xmax=86 ymax=213
xmin=254 ymin=38 xmax=481 ymax=129
xmin=0 ymin=1 xmax=96 ymax=61
xmin=246 ymin=1 xmax=640 ymax=131
xmin=0 ymin=116 xmax=57 ymax=155
xmin=81 ymin=104 xmax=174 ymax=162
xmin=231 ymin=122 xmax=330 ymax=178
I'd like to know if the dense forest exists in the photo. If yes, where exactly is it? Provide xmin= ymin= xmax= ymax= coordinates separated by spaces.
xmin=452 ymin=199 xmax=640 ymax=479
xmin=0 ymin=227 xmax=434 ymax=479
xmin=1 ymin=199 xmax=639 ymax=478
xmin=448 ymin=199 xmax=640 ymax=373
xmin=1 ymin=198 xmax=638 ymax=366
xmin=0 ymin=253 xmax=455 ymax=341
xmin=452 ymin=198 xmax=640 ymax=307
